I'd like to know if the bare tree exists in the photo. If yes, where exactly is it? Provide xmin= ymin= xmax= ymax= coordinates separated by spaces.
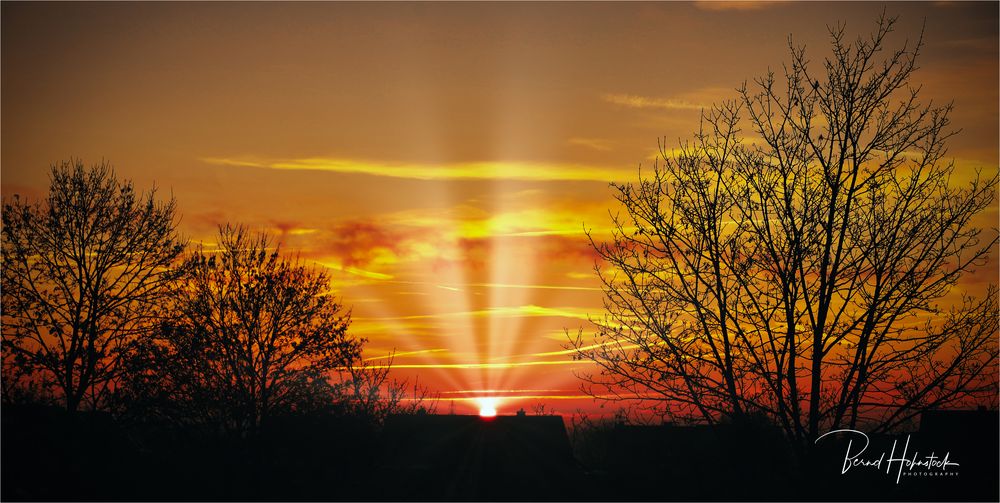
xmin=573 ymin=15 xmax=998 ymax=450
xmin=2 ymin=160 xmax=185 ymax=411
xmin=139 ymin=224 xmax=361 ymax=436
xmin=336 ymin=353 xmax=438 ymax=421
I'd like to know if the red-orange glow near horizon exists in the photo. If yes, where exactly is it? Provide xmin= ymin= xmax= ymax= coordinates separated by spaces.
xmin=1 ymin=3 xmax=997 ymax=418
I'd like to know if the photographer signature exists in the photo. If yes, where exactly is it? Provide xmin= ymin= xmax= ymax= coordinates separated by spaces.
xmin=816 ymin=429 xmax=960 ymax=484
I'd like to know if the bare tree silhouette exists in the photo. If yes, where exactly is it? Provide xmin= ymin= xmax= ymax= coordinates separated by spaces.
xmin=126 ymin=224 xmax=362 ymax=436
xmin=2 ymin=160 xmax=185 ymax=411
xmin=572 ymin=15 xmax=998 ymax=449
xmin=338 ymin=353 xmax=438 ymax=421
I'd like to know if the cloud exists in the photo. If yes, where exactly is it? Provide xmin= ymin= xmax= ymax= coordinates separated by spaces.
xmin=358 ymin=359 xmax=593 ymax=370
xmin=603 ymin=93 xmax=706 ymax=111
xmin=363 ymin=348 xmax=449 ymax=361
xmin=439 ymin=389 xmax=572 ymax=395
xmin=316 ymin=261 xmax=394 ymax=280
xmin=940 ymin=37 xmax=998 ymax=55
xmin=568 ymin=137 xmax=615 ymax=152
xmin=354 ymin=304 xmax=595 ymax=323
xmin=502 ymin=337 xmax=660 ymax=359
xmin=426 ymin=393 xmax=658 ymax=402
xmin=434 ymin=233 xmax=599 ymax=272
xmin=303 ymin=206 xmax=604 ymax=275
xmin=201 ymin=156 xmax=628 ymax=182
xmin=321 ymin=220 xmax=407 ymax=267
xmin=391 ymin=280 xmax=600 ymax=292
xmin=266 ymin=220 xmax=321 ymax=240
xmin=537 ymin=234 xmax=603 ymax=263
xmin=468 ymin=282 xmax=600 ymax=292
xmin=694 ymin=1 xmax=782 ymax=12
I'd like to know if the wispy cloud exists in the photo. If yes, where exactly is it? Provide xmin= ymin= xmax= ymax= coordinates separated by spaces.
xmin=360 ymin=359 xmax=593 ymax=370
xmin=354 ymin=304 xmax=594 ymax=323
xmin=201 ymin=156 xmax=627 ymax=182
xmin=516 ymin=339 xmax=633 ymax=358
xmin=941 ymin=36 xmax=998 ymax=53
xmin=316 ymin=261 xmax=394 ymax=280
xmin=303 ymin=214 xmax=601 ymax=273
xmin=426 ymin=393 xmax=659 ymax=402
xmin=483 ymin=337 xmax=657 ymax=361
xmin=439 ymin=389 xmax=572 ymax=395
xmin=363 ymin=348 xmax=449 ymax=361
xmin=603 ymin=93 xmax=705 ymax=111
xmin=468 ymin=282 xmax=600 ymax=292
xmin=568 ymin=137 xmax=614 ymax=152
xmin=389 ymin=280 xmax=599 ymax=292
xmin=694 ymin=1 xmax=782 ymax=12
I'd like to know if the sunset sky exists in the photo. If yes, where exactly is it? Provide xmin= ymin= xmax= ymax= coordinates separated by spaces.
xmin=3 ymin=1 xmax=997 ymax=415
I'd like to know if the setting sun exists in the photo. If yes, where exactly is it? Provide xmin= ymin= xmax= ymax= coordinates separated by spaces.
xmin=477 ymin=398 xmax=499 ymax=418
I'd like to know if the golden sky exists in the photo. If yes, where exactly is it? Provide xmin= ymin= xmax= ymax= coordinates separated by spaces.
xmin=3 ymin=2 xmax=997 ymax=415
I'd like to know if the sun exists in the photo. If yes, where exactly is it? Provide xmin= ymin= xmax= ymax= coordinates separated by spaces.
xmin=476 ymin=397 xmax=498 ymax=418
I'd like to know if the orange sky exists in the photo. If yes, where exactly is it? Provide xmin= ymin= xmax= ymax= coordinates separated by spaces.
xmin=3 ymin=2 xmax=997 ymax=415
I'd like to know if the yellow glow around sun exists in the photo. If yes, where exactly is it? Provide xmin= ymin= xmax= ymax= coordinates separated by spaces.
xmin=477 ymin=397 xmax=499 ymax=417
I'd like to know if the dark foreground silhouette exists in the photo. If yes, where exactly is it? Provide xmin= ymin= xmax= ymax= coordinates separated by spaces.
xmin=2 ymin=405 xmax=997 ymax=501
xmin=379 ymin=414 xmax=583 ymax=501
xmin=580 ymin=410 xmax=998 ymax=502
